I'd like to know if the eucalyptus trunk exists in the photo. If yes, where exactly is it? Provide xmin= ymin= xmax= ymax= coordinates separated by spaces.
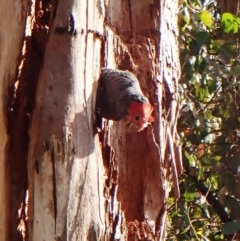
xmin=0 ymin=0 xmax=181 ymax=240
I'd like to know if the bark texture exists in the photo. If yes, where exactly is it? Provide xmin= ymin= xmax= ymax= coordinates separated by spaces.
xmin=217 ymin=0 xmax=240 ymax=15
xmin=0 ymin=0 xmax=180 ymax=240
xmin=0 ymin=1 xmax=28 ymax=240
xmin=27 ymin=1 xmax=106 ymax=240
xmin=101 ymin=0 xmax=181 ymax=240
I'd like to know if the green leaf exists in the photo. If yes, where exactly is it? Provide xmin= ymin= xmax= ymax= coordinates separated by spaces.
xmin=211 ymin=40 xmax=226 ymax=47
xmin=223 ymin=108 xmax=230 ymax=118
xmin=196 ymin=230 xmax=203 ymax=235
xmin=184 ymin=191 xmax=195 ymax=202
xmin=222 ymin=172 xmax=237 ymax=187
xmin=230 ymin=66 xmax=240 ymax=75
xmin=208 ymin=173 xmax=219 ymax=189
xmin=207 ymin=79 xmax=218 ymax=93
xmin=221 ymin=221 xmax=240 ymax=235
xmin=194 ymin=32 xmax=211 ymax=47
xmin=199 ymin=11 xmax=212 ymax=28
xmin=170 ymin=210 xmax=181 ymax=218
xmin=204 ymin=110 xmax=212 ymax=119
xmin=201 ymin=157 xmax=213 ymax=166
xmin=199 ymin=87 xmax=209 ymax=101
xmin=189 ymin=32 xmax=211 ymax=54
xmin=221 ymin=45 xmax=238 ymax=59
xmin=185 ymin=151 xmax=195 ymax=165
xmin=221 ymin=13 xmax=240 ymax=33
xmin=185 ymin=176 xmax=196 ymax=194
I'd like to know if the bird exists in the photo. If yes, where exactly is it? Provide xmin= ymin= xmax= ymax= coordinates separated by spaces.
xmin=95 ymin=68 xmax=154 ymax=132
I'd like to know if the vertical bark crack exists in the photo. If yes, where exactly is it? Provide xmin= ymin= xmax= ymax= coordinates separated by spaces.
xmin=127 ymin=0 xmax=133 ymax=37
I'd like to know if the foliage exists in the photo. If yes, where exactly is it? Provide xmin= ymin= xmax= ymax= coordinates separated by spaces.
xmin=169 ymin=0 xmax=240 ymax=240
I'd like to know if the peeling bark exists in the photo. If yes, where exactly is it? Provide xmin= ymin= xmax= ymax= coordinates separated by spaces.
xmin=101 ymin=0 xmax=181 ymax=240
xmin=0 ymin=0 xmax=180 ymax=240
xmin=0 ymin=1 xmax=28 ymax=240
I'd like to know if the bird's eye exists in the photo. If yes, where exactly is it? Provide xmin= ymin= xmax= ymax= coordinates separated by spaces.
xmin=135 ymin=115 xmax=140 ymax=121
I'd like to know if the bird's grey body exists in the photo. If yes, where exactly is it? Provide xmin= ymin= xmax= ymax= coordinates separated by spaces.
xmin=96 ymin=68 xmax=149 ymax=121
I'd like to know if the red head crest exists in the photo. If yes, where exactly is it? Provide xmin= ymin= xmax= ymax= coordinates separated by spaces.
xmin=122 ymin=101 xmax=154 ymax=132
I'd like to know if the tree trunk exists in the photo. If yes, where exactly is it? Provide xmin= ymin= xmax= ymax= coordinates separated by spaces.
xmin=27 ymin=1 xmax=106 ymax=240
xmin=0 ymin=0 xmax=181 ymax=240
xmin=0 ymin=1 xmax=28 ymax=240
xmin=103 ymin=1 xmax=181 ymax=240
xmin=217 ymin=0 xmax=240 ymax=15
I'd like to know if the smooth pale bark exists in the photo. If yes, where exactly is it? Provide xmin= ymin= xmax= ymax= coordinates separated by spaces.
xmin=0 ymin=1 xmax=28 ymax=240
xmin=27 ymin=1 xmax=105 ymax=240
